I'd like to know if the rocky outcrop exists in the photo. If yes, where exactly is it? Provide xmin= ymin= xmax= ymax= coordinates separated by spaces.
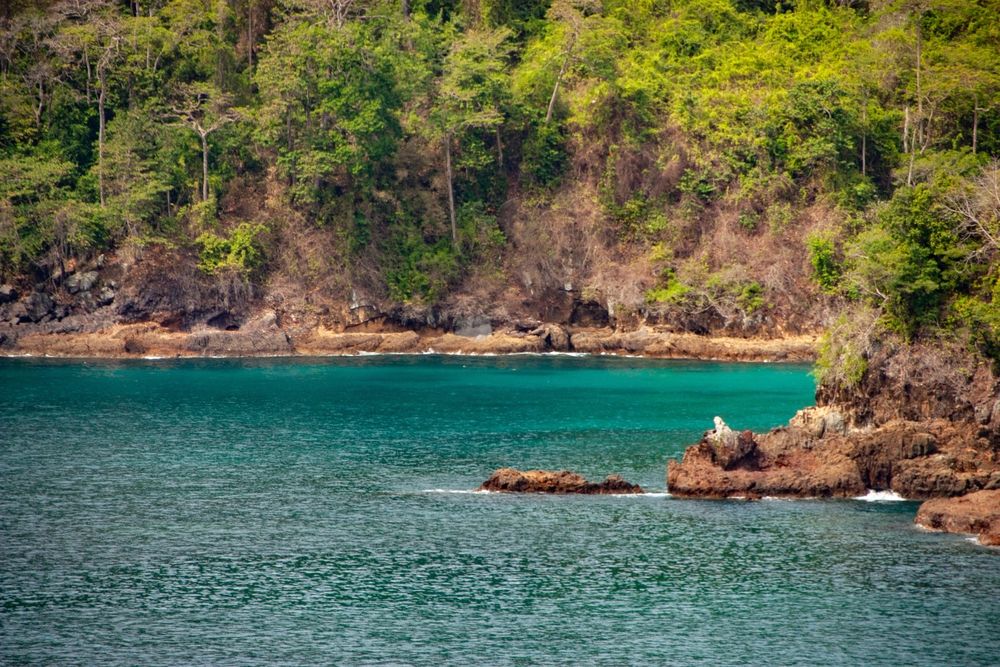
xmin=669 ymin=339 xmax=1000 ymax=505
xmin=570 ymin=327 xmax=816 ymax=362
xmin=915 ymin=490 xmax=1000 ymax=546
xmin=480 ymin=468 xmax=643 ymax=494
xmin=667 ymin=411 xmax=1000 ymax=500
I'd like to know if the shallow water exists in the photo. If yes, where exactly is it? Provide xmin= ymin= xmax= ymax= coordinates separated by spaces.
xmin=1 ymin=355 xmax=997 ymax=665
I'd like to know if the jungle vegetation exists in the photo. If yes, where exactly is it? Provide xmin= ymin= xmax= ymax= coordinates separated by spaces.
xmin=1 ymin=0 xmax=998 ymax=374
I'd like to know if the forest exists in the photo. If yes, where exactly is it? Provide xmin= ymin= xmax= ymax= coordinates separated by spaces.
xmin=1 ymin=0 xmax=999 ymax=383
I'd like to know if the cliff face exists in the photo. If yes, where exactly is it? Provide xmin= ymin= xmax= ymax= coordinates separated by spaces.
xmin=0 ymin=238 xmax=823 ymax=360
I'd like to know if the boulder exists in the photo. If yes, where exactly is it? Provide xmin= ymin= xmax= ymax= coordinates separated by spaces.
xmin=529 ymin=323 xmax=570 ymax=351
xmin=0 ymin=284 xmax=17 ymax=304
xmin=65 ymin=271 xmax=99 ymax=294
xmin=96 ymin=286 xmax=116 ymax=307
xmin=915 ymin=490 xmax=1000 ymax=546
xmin=19 ymin=291 xmax=55 ymax=323
xmin=454 ymin=315 xmax=492 ymax=338
xmin=480 ymin=468 xmax=643 ymax=494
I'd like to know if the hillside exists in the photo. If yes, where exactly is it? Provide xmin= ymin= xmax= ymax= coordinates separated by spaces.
xmin=0 ymin=0 xmax=998 ymax=376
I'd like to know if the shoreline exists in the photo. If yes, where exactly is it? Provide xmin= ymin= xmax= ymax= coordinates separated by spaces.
xmin=0 ymin=323 xmax=819 ymax=363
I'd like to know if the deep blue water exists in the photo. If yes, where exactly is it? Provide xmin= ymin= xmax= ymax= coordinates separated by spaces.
xmin=1 ymin=355 xmax=997 ymax=665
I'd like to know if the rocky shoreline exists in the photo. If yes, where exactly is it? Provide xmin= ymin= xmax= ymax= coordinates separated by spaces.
xmin=667 ymin=411 xmax=1000 ymax=500
xmin=0 ymin=319 xmax=818 ymax=362
xmin=915 ymin=490 xmax=1000 ymax=546
xmin=667 ymin=411 xmax=1000 ymax=546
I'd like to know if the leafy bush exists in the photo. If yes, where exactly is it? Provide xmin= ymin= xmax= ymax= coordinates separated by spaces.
xmin=814 ymin=312 xmax=874 ymax=390
xmin=195 ymin=223 xmax=268 ymax=276
xmin=736 ymin=281 xmax=765 ymax=314
xmin=806 ymin=233 xmax=840 ymax=292
xmin=521 ymin=121 xmax=567 ymax=188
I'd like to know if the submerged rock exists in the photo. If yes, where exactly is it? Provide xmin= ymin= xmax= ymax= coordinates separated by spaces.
xmin=480 ymin=468 xmax=643 ymax=494
xmin=916 ymin=490 xmax=1000 ymax=546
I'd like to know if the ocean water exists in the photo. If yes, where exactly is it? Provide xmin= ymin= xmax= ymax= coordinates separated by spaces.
xmin=1 ymin=355 xmax=997 ymax=666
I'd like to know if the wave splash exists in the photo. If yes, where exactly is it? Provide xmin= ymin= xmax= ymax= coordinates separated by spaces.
xmin=855 ymin=489 xmax=907 ymax=502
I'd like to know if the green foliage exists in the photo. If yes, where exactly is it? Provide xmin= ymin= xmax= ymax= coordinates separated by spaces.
xmin=645 ymin=270 xmax=691 ymax=305
xmin=815 ymin=326 xmax=869 ymax=390
xmin=736 ymin=281 xmax=764 ymax=314
xmin=385 ymin=230 xmax=459 ymax=304
xmin=1 ymin=0 xmax=999 ymax=354
xmin=737 ymin=212 xmax=758 ymax=232
xmin=195 ymin=222 xmax=267 ymax=275
xmin=806 ymin=233 xmax=841 ymax=293
xmin=765 ymin=201 xmax=793 ymax=235
xmin=521 ymin=120 xmax=567 ymax=187
xmin=254 ymin=19 xmax=402 ymax=210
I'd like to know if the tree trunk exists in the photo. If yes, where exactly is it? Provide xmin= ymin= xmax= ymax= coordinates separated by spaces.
xmin=495 ymin=126 xmax=503 ymax=169
xmin=84 ymin=50 xmax=91 ymax=103
xmin=248 ymin=0 xmax=254 ymax=67
xmin=907 ymin=125 xmax=916 ymax=188
xmin=903 ymin=105 xmax=909 ymax=154
xmin=545 ymin=52 xmax=571 ymax=124
xmin=201 ymin=130 xmax=209 ymax=202
xmin=914 ymin=21 xmax=924 ymax=151
xmin=861 ymin=131 xmax=866 ymax=177
xmin=445 ymin=134 xmax=456 ymax=245
xmin=402 ymin=0 xmax=410 ymax=19
xmin=972 ymin=94 xmax=979 ymax=155
xmin=98 ymin=66 xmax=106 ymax=207
xmin=861 ymin=90 xmax=867 ymax=176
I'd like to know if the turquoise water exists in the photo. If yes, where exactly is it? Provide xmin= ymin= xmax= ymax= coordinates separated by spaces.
xmin=1 ymin=355 xmax=997 ymax=665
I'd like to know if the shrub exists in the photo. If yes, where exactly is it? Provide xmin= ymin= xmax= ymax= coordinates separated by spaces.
xmin=521 ymin=121 xmax=567 ymax=188
xmin=814 ymin=311 xmax=875 ymax=390
xmin=806 ymin=232 xmax=840 ymax=292
xmin=195 ymin=222 xmax=268 ymax=275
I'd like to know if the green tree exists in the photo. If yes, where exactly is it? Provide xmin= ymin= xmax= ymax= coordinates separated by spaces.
xmin=432 ymin=26 xmax=512 ymax=243
xmin=254 ymin=17 xmax=401 ymax=210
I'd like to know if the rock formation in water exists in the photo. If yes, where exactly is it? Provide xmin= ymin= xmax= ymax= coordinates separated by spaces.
xmin=667 ymin=343 xmax=1000 ymax=538
xmin=668 ymin=412 xmax=999 ymax=499
xmin=480 ymin=468 xmax=643 ymax=494
xmin=915 ymin=490 xmax=1000 ymax=546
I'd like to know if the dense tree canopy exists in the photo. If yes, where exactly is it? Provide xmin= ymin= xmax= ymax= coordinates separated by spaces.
xmin=1 ymin=0 xmax=999 ymax=364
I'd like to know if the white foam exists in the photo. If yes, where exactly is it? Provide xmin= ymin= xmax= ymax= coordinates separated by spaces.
xmin=611 ymin=492 xmax=670 ymax=498
xmin=421 ymin=488 xmax=493 ymax=494
xmin=855 ymin=489 xmax=906 ymax=502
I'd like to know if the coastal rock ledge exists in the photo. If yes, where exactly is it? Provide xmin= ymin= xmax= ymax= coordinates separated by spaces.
xmin=480 ymin=468 xmax=643 ymax=494
xmin=667 ymin=412 xmax=1000 ymax=500
xmin=915 ymin=490 xmax=1000 ymax=546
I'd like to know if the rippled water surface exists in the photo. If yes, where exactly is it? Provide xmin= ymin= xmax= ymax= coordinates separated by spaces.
xmin=1 ymin=355 xmax=997 ymax=665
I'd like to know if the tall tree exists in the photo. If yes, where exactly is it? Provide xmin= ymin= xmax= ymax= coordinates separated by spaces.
xmin=432 ymin=27 xmax=512 ymax=243
xmin=171 ymin=82 xmax=236 ymax=202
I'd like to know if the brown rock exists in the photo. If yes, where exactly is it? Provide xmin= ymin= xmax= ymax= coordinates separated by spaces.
xmin=915 ymin=490 xmax=1000 ymax=546
xmin=668 ymin=409 xmax=1000 ymax=501
xmin=479 ymin=468 xmax=643 ymax=494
